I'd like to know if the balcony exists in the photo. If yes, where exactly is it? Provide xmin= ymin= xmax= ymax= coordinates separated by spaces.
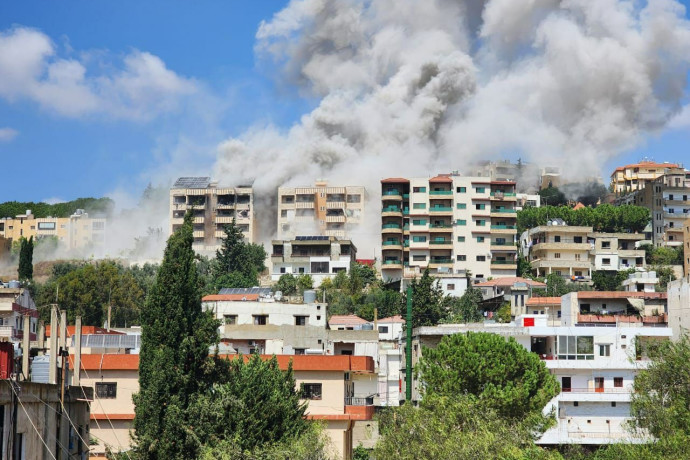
xmin=491 ymin=260 xmax=517 ymax=265
xmin=382 ymin=206 xmax=402 ymax=217
xmin=429 ymin=258 xmax=453 ymax=266
xmin=490 ymin=224 xmax=517 ymax=234
xmin=345 ymin=396 xmax=374 ymax=406
xmin=382 ymin=223 xmax=403 ymax=233
xmin=382 ymin=190 xmax=402 ymax=200
xmin=429 ymin=224 xmax=453 ymax=232
xmin=429 ymin=206 xmax=453 ymax=214
xmin=382 ymin=259 xmax=403 ymax=269
xmin=382 ymin=240 xmax=403 ymax=250
xmin=429 ymin=190 xmax=452 ymax=195
xmin=490 ymin=192 xmax=517 ymax=201
xmin=577 ymin=313 xmax=668 ymax=326
xmin=490 ymin=209 xmax=517 ymax=218
xmin=490 ymin=243 xmax=517 ymax=252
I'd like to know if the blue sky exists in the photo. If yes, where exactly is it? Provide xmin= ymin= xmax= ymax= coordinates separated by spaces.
xmin=1 ymin=1 xmax=689 ymax=205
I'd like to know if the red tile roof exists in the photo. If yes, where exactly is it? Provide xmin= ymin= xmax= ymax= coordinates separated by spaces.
xmin=381 ymin=178 xmax=409 ymax=183
xmin=378 ymin=315 xmax=405 ymax=323
xmin=91 ymin=414 xmax=135 ymax=421
xmin=475 ymin=277 xmax=546 ymax=288
xmin=429 ymin=174 xmax=453 ymax=183
xmin=526 ymin=297 xmax=561 ymax=306
xmin=202 ymin=294 xmax=260 ymax=301
xmin=70 ymin=354 xmax=139 ymax=371
xmin=613 ymin=161 xmax=679 ymax=173
xmin=329 ymin=315 xmax=368 ymax=326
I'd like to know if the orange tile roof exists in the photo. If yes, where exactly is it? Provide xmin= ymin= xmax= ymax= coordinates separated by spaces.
xmin=329 ymin=315 xmax=368 ymax=326
xmin=381 ymin=178 xmax=409 ymax=183
xmin=70 ymin=353 xmax=375 ymax=373
xmin=612 ymin=161 xmax=679 ymax=174
xmin=474 ymin=277 xmax=546 ymax=288
xmin=572 ymin=202 xmax=585 ymax=210
xmin=202 ymin=294 xmax=260 ymax=301
xmin=577 ymin=291 xmax=667 ymax=300
xmin=90 ymin=413 xmax=135 ymax=421
xmin=45 ymin=326 xmax=125 ymax=338
xmin=429 ymin=174 xmax=453 ymax=183
xmin=490 ymin=180 xmax=516 ymax=185
xmin=526 ymin=297 xmax=561 ymax=306
xmin=70 ymin=354 xmax=139 ymax=371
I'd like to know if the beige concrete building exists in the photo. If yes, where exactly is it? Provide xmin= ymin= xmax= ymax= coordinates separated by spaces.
xmin=170 ymin=177 xmax=255 ymax=254
xmin=610 ymin=160 xmax=682 ymax=195
xmin=589 ymin=232 xmax=646 ymax=271
xmin=271 ymin=236 xmax=356 ymax=286
xmin=685 ymin=218 xmax=690 ymax=276
xmin=474 ymin=277 xmax=547 ymax=317
xmin=668 ymin=276 xmax=690 ymax=339
xmin=277 ymin=181 xmax=365 ymax=239
xmin=526 ymin=223 xmax=592 ymax=279
xmin=380 ymin=174 xmax=518 ymax=296
xmin=72 ymin=353 xmax=375 ymax=460
xmin=616 ymin=170 xmax=690 ymax=247
xmin=0 ymin=209 xmax=106 ymax=251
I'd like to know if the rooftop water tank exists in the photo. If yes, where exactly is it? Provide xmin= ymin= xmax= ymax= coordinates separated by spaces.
xmin=303 ymin=290 xmax=316 ymax=304
xmin=31 ymin=355 xmax=50 ymax=384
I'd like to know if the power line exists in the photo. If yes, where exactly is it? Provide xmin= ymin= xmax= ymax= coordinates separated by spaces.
xmin=5 ymin=380 xmax=57 ymax=460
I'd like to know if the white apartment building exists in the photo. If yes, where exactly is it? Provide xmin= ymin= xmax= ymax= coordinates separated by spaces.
xmin=169 ymin=177 xmax=254 ymax=254
xmin=667 ymin=276 xmax=690 ymax=339
xmin=277 ymin=181 xmax=365 ymax=239
xmin=589 ymin=232 xmax=646 ymax=271
xmin=380 ymin=174 xmax=518 ymax=296
xmin=404 ymin=290 xmax=672 ymax=445
xmin=474 ymin=277 xmax=547 ymax=317
xmin=375 ymin=315 xmax=404 ymax=407
xmin=0 ymin=285 xmax=38 ymax=343
xmin=270 ymin=236 xmax=356 ymax=286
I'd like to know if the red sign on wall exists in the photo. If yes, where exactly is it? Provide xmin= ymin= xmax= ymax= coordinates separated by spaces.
xmin=523 ymin=317 xmax=535 ymax=327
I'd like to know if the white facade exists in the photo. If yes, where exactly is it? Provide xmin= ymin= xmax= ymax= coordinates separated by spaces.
xmin=0 ymin=287 xmax=39 ymax=343
xmin=667 ymin=276 xmax=690 ymax=339
xmin=621 ymin=271 xmax=659 ymax=293
xmin=271 ymin=237 xmax=356 ymax=287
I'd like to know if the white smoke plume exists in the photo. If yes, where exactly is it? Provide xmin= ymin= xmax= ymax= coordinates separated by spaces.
xmin=214 ymin=0 xmax=690 ymax=253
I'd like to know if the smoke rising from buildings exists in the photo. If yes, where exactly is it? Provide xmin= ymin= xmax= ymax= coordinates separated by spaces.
xmin=214 ymin=0 xmax=690 ymax=252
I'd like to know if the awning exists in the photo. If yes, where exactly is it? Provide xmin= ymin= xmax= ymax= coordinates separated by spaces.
xmin=627 ymin=298 xmax=645 ymax=312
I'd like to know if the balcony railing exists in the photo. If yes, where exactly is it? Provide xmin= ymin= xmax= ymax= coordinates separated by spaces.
xmin=490 ymin=209 xmax=516 ymax=213
xmin=383 ymin=190 xmax=401 ymax=196
xmin=490 ymin=241 xmax=515 ymax=246
xmin=382 ymin=241 xmax=402 ymax=246
xmin=429 ymin=223 xmax=452 ymax=229
xmin=382 ymin=223 xmax=402 ymax=229
xmin=383 ymin=259 xmax=402 ymax=265
xmin=382 ymin=206 xmax=401 ymax=213
xmin=429 ymin=190 xmax=452 ymax=195
xmin=345 ymin=396 xmax=374 ymax=406
xmin=430 ymin=206 xmax=453 ymax=212
xmin=491 ymin=260 xmax=516 ymax=265
xmin=491 ymin=225 xmax=516 ymax=229
xmin=560 ymin=388 xmax=628 ymax=394
xmin=430 ymin=240 xmax=451 ymax=245
xmin=430 ymin=258 xmax=453 ymax=264
xmin=490 ymin=192 xmax=516 ymax=197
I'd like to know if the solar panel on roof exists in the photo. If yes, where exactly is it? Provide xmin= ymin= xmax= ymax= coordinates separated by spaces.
xmin=218 ymin=287 xmax=272 ymax=296
xmin=173 ymin=177 xmax=211 ymax=189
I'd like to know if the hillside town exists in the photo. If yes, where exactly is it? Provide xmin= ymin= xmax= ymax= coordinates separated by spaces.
xmin=0 ymin=159 xmax=689 ymax=459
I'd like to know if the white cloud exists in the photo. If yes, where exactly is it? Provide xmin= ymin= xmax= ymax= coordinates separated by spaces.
xmin=42 ymin=197 xmax=66 ymax=205
xmin=0 ymin=127 xmax=18 ymax=142
xmin=0 ymin=26 xmax=197 ymax=120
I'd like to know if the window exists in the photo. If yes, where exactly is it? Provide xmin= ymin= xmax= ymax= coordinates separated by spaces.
xmin=611 ymin=402 xmax=616 ymax=407
xmin=412 ymin=219 xmax=427 ymax=225
xmin=456 ymin=219 xmax=466 ymax=225
xmin=574 ymin=401 xmax=579 ymax=407
xmin=412 ymin=255 xmax=427 ymax=261
xmin=554 ymin=253 xmax=561 ymax=259
xmin=95 ymin=382 xmax=117 ymax=399
xmin=574 ymin=236 xmax=583 ymax=243
xmin=476 ymin=256 xmax=486 ymax=261
xmin=281 ymin=210 xmax=288 ymax=217
xmin=413 ymin=203 xmax=426 ymax=209
xmin=476 ymin=236 xmax=485 ymax=242
xmin=224 ymin=315 xmax=237 ymax=325
xmin=574 ymin=254 xmax=581 ymax=261
xmin=475 ymin=203 xmax=485 ymax=210
xmin=456 ymin=203 xmax=466 ymax=209
xmin=457 ymin=186 xmax=466 ymax=193
xmin=558 ymin=336 xmax=594 ymax=360
xmin=294 ymin=348 xmax=306 ymax=355
xmin=378 ymin=326 xmax=389 ymax=333
xmin=280 ymin=267 xmax=286 ymax=274
xmin=602 ymin=241 xmax=611 ymax=249
xmin=602 ymin=258 xmax=611 ymax=265
xmin=301 ymin=383 xmax=322 ymax=400
xmin=457 ymin=236 xmax=465 ymax=242
xmin=614 ymin=377 xmax=623 ymax=388
xmin=457 ymin=255 xmax=466 ymax=261
xmin=447 ymin=284 xmax=455 ymax=290
xmin=475 ymin=187 xmax=485 ymax=193
xmin=413 ymin=186 xmax=426 ymax=193
xmin=599 ymin=344 xmax=610 ymax=356
xmin=38 ymin=222 xmax=56 ymax=230
xmin=295 ymin=316 xmax=308 ymax=326
xmin=253 ymin=315 xmax=268 ymax=325
xmin=475 ymin=219 xmax=485 ymax=226
xmin=412 ymin=236 xmax=427 ymax=242
xmin=554 ymin=235 xmax=561 ymax=243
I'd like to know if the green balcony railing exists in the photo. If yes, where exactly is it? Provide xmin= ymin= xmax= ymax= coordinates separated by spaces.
xmin=382 ymin=206 xmax=401 ymax=213
xmin=430 ymin=258 xmax=453 ymax=264
xmin=403 ymin=193 xmax=410 ymax=199
xmin=429 ymin=190 xmax=453 ymax=195
xmin=490 ymin=241 xmax=515 ymax=246
xmin=491 ymin=225 xmax=517 ymax=230
xmin=430 ymin=206 xmax=453 ymax=212
xmin=382 ymin=240 xmax=402 ymax=246
xmin=383 ymin=190 xmax=401 ymax=196
xmin=403 ymin=224 xmax=410 ymax=230
xmin=490 ymin=209 xmax=516 ymax=213
xmin=383 ymin=259 xmax=402 ymax=265
xmin=382 ymin=223 xmax=402 ymax=229
xmin=429 ymin=223 xmax=452 ymax=229
xmin=430 ymin=240 xmax=451 ymax=245
xmin=403 ymin=208 xmax=410 ymax=215
xmin=490 ymin=192 xmax=517 ymax=197
xmin=404 ymin=240 xmax=410 ymax=247
xmin=491 ymin=260 xmax=517 ymax=265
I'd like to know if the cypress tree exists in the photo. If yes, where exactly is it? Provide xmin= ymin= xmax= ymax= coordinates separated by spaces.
xmin=17 ymin=237 xmax=33 ymax=281
xmin=133 ymin=212 xmax=222 ymax=459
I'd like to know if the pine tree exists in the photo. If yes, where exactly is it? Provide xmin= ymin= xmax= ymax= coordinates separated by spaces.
xmin=406 ymin=269 xmax=448 ymax=328
xmin=133 ymin=212 xmax=223 ymax=459
xmin=211 ymin=219 xmax=266 ymax=289
xmin=17 ymin=236 xmax=33 ymax=281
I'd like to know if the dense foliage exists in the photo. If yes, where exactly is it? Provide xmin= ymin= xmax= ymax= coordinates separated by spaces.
xmin=445 ymin=285 xmax=483 ymax=323
xmin=517 ymin=204 xmax=649 ymax=233
xmin=418 ymin=332 xmax=560 ymax=419
xmin=639 ymin=244 xmax=684 ymax=266
xmin=591 ymin=269 xmax=636 ymax=291
xmin=17 ymin=236 xmax=33 ymax=281
xmin=211 ymin=219 xmax=267 ymax=290
xmin=404 ymin=269 xmax=450 ymax=328
xmin=0 ymin=197 xmax=114 ymax=218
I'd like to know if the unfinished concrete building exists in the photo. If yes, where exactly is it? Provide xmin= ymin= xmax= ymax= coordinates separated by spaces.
xmin=170 ymin=177 xmax=255 ymax=254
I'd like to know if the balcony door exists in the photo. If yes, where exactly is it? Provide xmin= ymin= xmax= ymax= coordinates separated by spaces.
xmin=594 ymin=377 xmax=604 ymax=393
xmin=561 ymin=377 xmax=571 ymax=392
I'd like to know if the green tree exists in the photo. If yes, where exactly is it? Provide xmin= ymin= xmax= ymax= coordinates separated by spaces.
xmin=18 ymin=236 xmax=34 ymax=281
xmin=375 ymin=396 xmax=560 ymax=460
xmin=133 ymin=212 xmax=225 ymax=459
xmin=592 ymin=269 xmax=635 ymax=291
xmin=447 ymin=286 xmax=483 ymax=323
xmin=405 ymin=269 xmax=449 ymax=328
xmin=212 ymin=219 xmax=267 ymax=290
xmin=296 ymin=274 xmax=314 ymax=293
xmin=275 ymin=274 xmax=298 ymax=296
xmin=539 ymin=186 xmax=568 ymax=206
xmin=418 ymin=332 xmax=559 ymax=419
xmin=630 ymin=336 xmax=690 ymax=439
xmin=652 ymin=265 xmax=677 ymax=291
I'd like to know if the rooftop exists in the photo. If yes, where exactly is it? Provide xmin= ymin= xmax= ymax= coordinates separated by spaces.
xmin=202 ymin=294 xmax=261 ymax=302
xmin=329 ymin=315 xmax=368 ymax=327
xmin=172 ymin=176 xmax=211 ymax=189
xmin=378 ymin=315 xmax=405 ymax=323
xmin=576 ymin=291 xmax=667 ymax=300
xmin=526 ymin=297 xmax=561 ymax=307
xmin=475 ymin=277 xmax=546 ymax=288
xmin=45 ymin=325 xmax=125 ymax=338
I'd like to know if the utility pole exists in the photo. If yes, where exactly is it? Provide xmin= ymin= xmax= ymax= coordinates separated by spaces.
xmin=405 ymin=285 xmax=412 ymax=402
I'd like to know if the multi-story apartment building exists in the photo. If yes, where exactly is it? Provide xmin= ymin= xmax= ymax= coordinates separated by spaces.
xmin=516 ymin=193 xmax=541 ymax=210
xmin=169 ymin=177 xmax=254 ymax=253
xmin=277 ymin=181 xmax=365 ymax=239
xmin=685 ymin=218 xmax=690 ymax=275
xmin=471 ymin=160 xmax=541 ymax=193
xmin=524 ymin=223 xmax=646 ymax=279
xmin=380 ymin=174 xmax=518 ymax=295
xmin=0 ymin=285 xmax=38 ymax=343
xmin=616 ymin=170 xmax=690 ymax=247
xmin=610 ymin=160 xmax=682 ymax=195
xmin=270 ymin=236 xmax=356 ymax=286
xmin=404 ymin=291 xmax=672 ymax=445
xmin=0 ymin=209 xmax=107 ymax=251
xmin=668 ymin=276 xmax=690 ymax=339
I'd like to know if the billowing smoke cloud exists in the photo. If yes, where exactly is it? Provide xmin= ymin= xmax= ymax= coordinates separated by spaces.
xmin=214 ymin=0 xmax=690 ymax=253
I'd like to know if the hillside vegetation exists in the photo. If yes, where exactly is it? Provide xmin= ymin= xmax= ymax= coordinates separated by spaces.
xmin=0 ymin=197 xmax=114 ymax=218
